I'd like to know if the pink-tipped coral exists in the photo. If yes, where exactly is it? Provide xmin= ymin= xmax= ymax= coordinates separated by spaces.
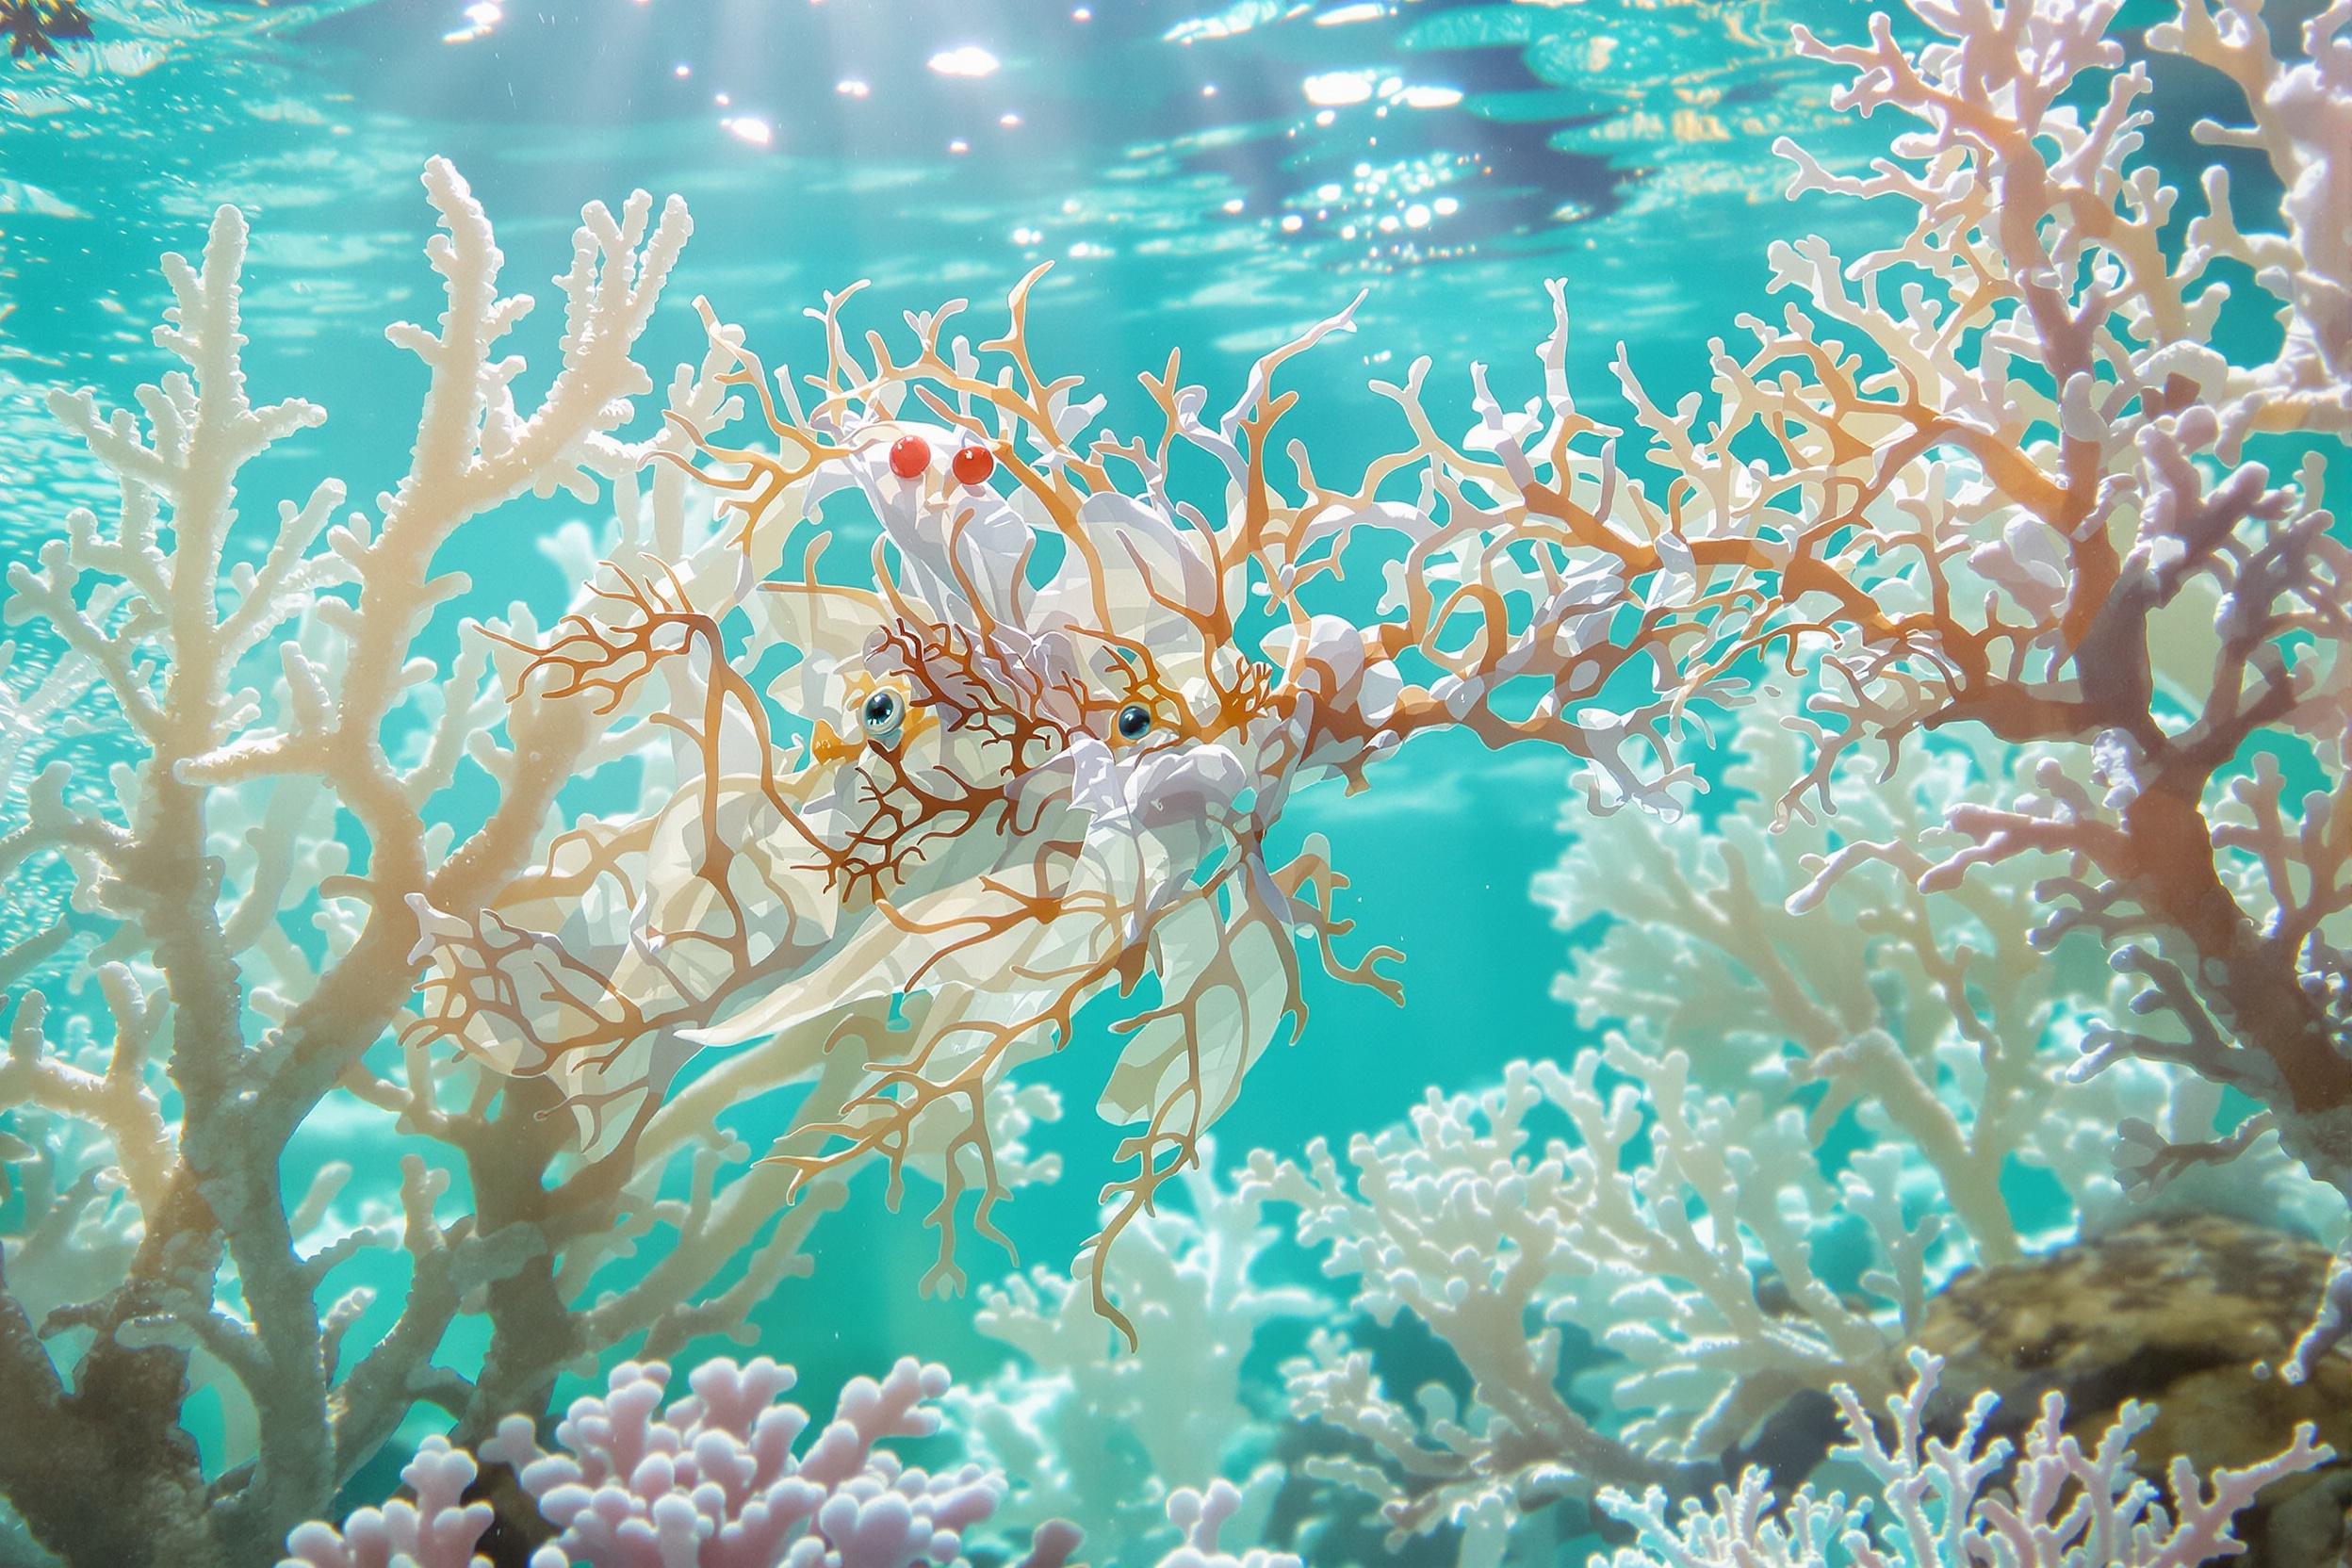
xmin=481 ymin=1356 xmax=1013 ymax=1568
xmin=279 ymin=1437 xmax=566 ymax=1568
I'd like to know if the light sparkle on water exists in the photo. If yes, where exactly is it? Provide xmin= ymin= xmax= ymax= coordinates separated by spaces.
xmin=926 ymin=45 xmax=1001 ymax=78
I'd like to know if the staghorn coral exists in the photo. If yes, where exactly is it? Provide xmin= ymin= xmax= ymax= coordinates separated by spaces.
xmin=1543 ymin=691 xmax=2346 ymax=1265
xmin=0 ymin=158 xmax=692 ymax=1565
xmin=1248 ymin=1041 xmax=1949 ymax=1567
xmin=1907 ymin=1211 xmax=2352 ymax=1558
xmin=1593 ymin=1349 xmax=2329 ymax=1568
xmin=1542 ymin=708 xmax=2097 ymax=1269
xmin=948 ymin=1148 xmax=1322 ymax=1558
xmin=0 ymin=161 xmax=1019 ymax=1568
xmin=1591 ymin=0 xmax=2352 ymax=1367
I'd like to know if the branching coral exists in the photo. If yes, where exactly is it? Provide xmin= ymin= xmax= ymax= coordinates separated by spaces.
xmin=1569 ymin=0 xmax=2352 ymax=1364
xmin=1248 ymin=1043 xmax=1949 ymax=1566
xmin=1223 ymin=1060 xmax=2287 ymax=1568
xmin=1150 ymin=1481 xmax=1303 ymax=1568
xmin=1542 ymin=697 xmax=2345 ymax=1266
xmin=948 ymin=1149 xmax=1321 ymax=1557
xmin=288 ymin=1355 xmax=1086 ymax=1568
xmin=482 ymin=1356 xmax=1027 ymax=1568
xmin=3 ymin=0 xmax=2344 ymax=1564
xmin=281 ymin=1434 xmax=565 ymax=1568
xmin=0 ymin=160 xmax=987 ymax=1568
xmin=1543 ymin=713 xmax=2091 ymax=1269
xmin=1593 ymin=1349 xmax=2329 ymax=1568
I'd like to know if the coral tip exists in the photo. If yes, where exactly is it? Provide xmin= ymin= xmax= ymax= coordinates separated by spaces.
xmin=952 ymin=444 xmax=996 ymax=486
xmin=888 ymin=434 xmax=931 ymax=478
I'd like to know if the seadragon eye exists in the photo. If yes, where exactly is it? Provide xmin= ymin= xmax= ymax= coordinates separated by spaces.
xmin=861 ymin=689 xmax=905 ymax=741
xmin=1114 ymin=702 xmax=1153 ymax=741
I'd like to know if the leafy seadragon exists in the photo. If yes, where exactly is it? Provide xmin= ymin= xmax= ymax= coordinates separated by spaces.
xmin=410 ymin=270 xmax=1752 ymax=1341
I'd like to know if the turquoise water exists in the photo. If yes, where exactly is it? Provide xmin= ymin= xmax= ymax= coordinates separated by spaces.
xmin=1 ymin=1 xmax=2328 ymax=1565
xmin=0 ymin=0 xmax=1865 ymax=1269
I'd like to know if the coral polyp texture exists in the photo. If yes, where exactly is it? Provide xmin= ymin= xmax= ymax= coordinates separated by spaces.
xmin=2 ymin=0 xmax=2350 ymax=1564
xmin=475 ymin=1356 xmax=1047 ymax=1568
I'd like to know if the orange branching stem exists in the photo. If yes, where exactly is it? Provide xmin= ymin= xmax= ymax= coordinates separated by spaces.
xmin=445 ymin=237 xmax=1813 ymax=1340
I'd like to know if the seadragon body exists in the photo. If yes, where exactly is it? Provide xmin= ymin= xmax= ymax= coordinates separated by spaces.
xmin=411 ymin=273 xmax=1743 ymax=1338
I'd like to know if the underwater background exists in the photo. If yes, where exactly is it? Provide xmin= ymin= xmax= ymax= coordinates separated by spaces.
xmin=0 ymin=0 xmax=1885 ymax=1382
xmin=5 ymin=0 xmax=2350 ymax=1564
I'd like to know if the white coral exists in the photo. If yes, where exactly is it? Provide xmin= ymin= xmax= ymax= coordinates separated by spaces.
xmin=1593 ymin=1349 xmax=2331 ymax=1568
xmin=949 ymin=1151 xmax=1319 ymax=1557
xmin=1540 ymin=691 xmax=2344 ymax=1273
xmin=1151 ymin=1481 xmax=1303 ymax=1568
xmin=0 ymin=152 xmax=783 ymax=1566
xmin=1250 ymin=1045 xmax=1924 ymax=1568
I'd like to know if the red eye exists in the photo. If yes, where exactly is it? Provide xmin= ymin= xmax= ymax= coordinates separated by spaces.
xmin=952 ymin=444 xmax=996 ymax=487
xmin=888 ymin=435 xmax=931 ymax=479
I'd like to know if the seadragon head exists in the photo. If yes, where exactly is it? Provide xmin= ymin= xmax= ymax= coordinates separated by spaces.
xmin=410 ymin=270 xmax=1736 ymax=1341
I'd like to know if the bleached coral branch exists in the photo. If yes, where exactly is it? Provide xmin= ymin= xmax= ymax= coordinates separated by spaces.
xmin=1543 ymin=714 xmax=2079 ymax=1270
xmin=1543 ymin=689 xmax=2344 ymax=1276
xmin=1152 ymin=1482 xmax=1303 ymax=1568
xmin=1246 ymin=1044 xmax=1920 ymax=1565
xmin=1594 ymin=1349 xmax=2330 ymax=1568
xmin=1519 ymin=0 xmax=2352 ymax=1378
xmin=950 ymin=1150 xmax=1320 ymax=1556
xmin=0 ymin=157 xmax=748 ymax=1568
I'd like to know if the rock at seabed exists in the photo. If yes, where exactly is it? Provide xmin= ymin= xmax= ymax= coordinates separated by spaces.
xmin=1911 ymin=1212 xmax=2352 ymax=1568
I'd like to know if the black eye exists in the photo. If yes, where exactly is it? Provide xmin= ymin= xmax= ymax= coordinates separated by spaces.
xmin=861 ymin=690 xmax=903 ymax=736
xmin=1115 ymin=703 xmax=1152 ymax=741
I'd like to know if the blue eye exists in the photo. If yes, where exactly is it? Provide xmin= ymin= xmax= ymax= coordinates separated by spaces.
xmin=1115 ymin=703 xmax=1152 ymax=741
xmin=861 ymin=690 xmax=904 ymax=739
